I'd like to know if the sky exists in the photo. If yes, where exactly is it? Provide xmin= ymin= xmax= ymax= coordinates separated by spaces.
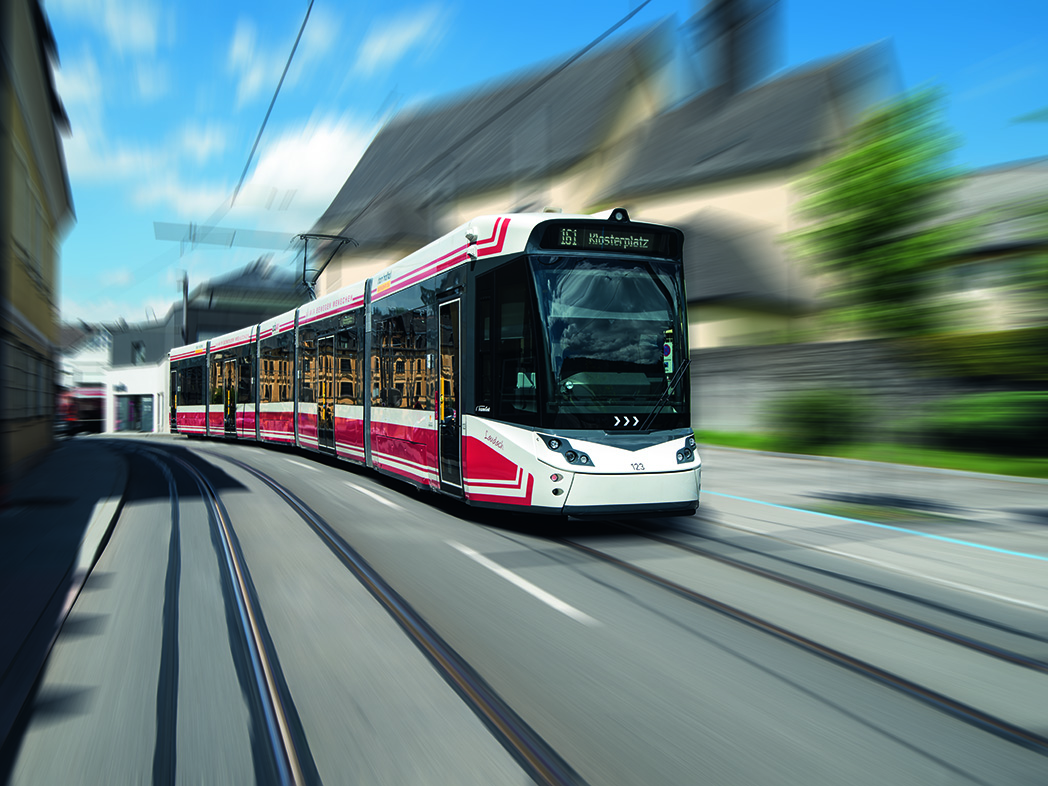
xmin=45 ymin=0 xmax=1048 ymax=327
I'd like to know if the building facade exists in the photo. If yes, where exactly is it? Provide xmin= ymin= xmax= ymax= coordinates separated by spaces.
xmin=1 ymin=0 xmax=74 ymax=485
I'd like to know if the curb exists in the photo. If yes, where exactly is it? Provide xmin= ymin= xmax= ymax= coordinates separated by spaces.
xmin=0 ymin=447 xmax=129 ymax=750
xmin=697 ymin=444 xmax=1048 ymax=486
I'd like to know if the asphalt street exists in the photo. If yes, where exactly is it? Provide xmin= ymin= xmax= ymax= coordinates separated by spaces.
xmin=5 ymin=435 xmax=1048 ymax=784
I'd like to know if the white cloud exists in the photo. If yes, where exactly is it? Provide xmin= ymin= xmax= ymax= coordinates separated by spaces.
xmin=52 ymin=50 xmax=103 ymax=106
xmin=353 ymin=4 xmax=448 ymax=77
xmin=48 ymin=0 xmax=164 ymax=56
xmin=60 ymin=290 xmax=178 ymax=325
xmin=238 ymin=114 xmax=377 ymax=224
xmin=178 ymin=122 xmax=229 ymax=163
xmin=63 ymin=132 xmax=164 ymax=181
xmin=227 ymin=8 xmax=341 ymax=109
xmin=133 ymin=175 xmax=231 ymax=219
xmin=227 ymin=19 xmax=268 ymax=107
xmin=100 ymin=268 xmax=134 ymax=287
xmin=135 ymin=62 xmax=170 ymax=101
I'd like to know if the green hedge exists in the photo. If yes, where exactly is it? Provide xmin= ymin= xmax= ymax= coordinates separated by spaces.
xmin=901 ymin=327 xmax=1048 ymax=381
xmin=909 ymin=391 xmax=1048 ymax=455
xmin=766 ymin=389 xmax=870 ymax=451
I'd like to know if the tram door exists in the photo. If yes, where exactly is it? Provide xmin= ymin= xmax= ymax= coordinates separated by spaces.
xmin=438 ymin=300 xmax=462 ymax=489
xmin=169 ymin=369 xmax=178 ymax=432
xmin=223 ymin=359 xmax=237 ymax=436
xmin=318 ymin=335 xmax=335 ymax=452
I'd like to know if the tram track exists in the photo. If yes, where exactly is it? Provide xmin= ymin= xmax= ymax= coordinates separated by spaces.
xmin=204 ymin=449 xmax=586 ymax=786
xmin=163 ymin=438 xmax=1048 ymax=772
xmin=550 ymin=523 xmax=1048 ymax=757
xmin=687 ymin=514 xmax=1048 ymax=640
xmin=134 ymin=444 xmax=308 ymax=786
xmin=619 ymin=519 xmax=1048 ymax=670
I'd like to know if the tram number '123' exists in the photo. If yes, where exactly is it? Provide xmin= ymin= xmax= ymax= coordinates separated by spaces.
xmin=631 ymin=463 xmax=645 ymax=471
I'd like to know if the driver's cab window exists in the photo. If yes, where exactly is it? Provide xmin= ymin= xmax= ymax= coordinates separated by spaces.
xmin=475 ymin=257 xmax=538 ymax=424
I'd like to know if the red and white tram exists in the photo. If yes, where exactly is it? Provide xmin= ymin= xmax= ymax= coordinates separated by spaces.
xmin=169 ymin=208 xmax=700 ymax=516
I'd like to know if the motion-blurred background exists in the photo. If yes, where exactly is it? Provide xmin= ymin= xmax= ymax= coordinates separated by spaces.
xmin=4 ymin=0 xmax=1046 ymax=487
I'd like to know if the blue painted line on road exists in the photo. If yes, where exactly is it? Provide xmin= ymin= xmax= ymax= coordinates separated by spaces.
xmin=705 ymin=491 xmax=1048 ymax=562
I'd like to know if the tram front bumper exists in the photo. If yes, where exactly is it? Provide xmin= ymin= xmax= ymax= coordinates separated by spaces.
xmin=562 ymin=468 xmax=700 ymax=517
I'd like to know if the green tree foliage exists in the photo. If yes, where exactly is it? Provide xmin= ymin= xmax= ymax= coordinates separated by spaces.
xmin=791 ymin=90 xmax=969 ymax=336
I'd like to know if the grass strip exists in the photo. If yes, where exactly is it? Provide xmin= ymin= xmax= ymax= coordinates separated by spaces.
xmin=695 ymin=430 xmax=1048 ymax=479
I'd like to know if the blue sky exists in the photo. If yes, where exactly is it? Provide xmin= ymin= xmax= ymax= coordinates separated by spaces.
xmin=46 ymin=0 xmax=1047 ymax=326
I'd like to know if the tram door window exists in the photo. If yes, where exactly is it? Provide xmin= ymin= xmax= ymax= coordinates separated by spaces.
xmin=223 ymin=359 xmax=237 ymax=435
xmin=318 ymin=335 xmax=335 ymax=450
xmin=299 ymin=328 xmax=316 ymax=404
xmin=438 ymin=299 xmax=462 ymax=488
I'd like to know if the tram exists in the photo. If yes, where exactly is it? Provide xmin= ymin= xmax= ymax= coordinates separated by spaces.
xmin=169 ymin=208 xmax=700 ymax=516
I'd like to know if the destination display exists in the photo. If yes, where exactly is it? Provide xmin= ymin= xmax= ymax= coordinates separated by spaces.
xmin=538 ymin=222 xmax=680 ymax=258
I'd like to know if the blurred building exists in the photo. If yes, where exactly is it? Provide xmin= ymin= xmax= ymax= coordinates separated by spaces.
xmin=310 ymin=5 xmax=895 ymax=350
xmin=1 ymin=0 xmax=74 ymax=485
xmin=311 ymin=21 xmax=677 ymax=292
xmin=932 ymin=157 xmax=1048 ymax=333
xmin=58 ymin=260 xmax=310 ymax=434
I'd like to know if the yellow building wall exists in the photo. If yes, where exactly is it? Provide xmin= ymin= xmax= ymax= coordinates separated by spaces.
xmin=630 ymin=170 xmax=802 ymax=235
xmin=3 ymin=0 xmax=72 ymax=479
xmin=8 ymin=111 xmax=60 ymax=346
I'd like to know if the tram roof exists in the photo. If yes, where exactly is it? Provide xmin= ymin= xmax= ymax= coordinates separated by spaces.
xmin=599 ymin=44 xmax=894 ymax=201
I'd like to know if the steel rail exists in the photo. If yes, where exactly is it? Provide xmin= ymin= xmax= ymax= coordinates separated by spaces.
xmin=559 ymin=536 xmax=1048 ymax=757
xmin=693 ymin=512 xmax=1048 ymax=638
xmin=210 ymin=451 xmax=587 ymax=786
xmin=160 ymin=449 xmax=306 ymax=786
xmin=619 ymin=522 xmax=1048 ymax=673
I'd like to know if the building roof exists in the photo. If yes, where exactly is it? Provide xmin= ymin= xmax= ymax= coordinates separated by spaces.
xmin=600 ymin=43 xmax=894 ymax=201
xmin=312 ymin=22 xmax=673 ymax=248
xmin=680 ymin=209 xmax=813 ymax=312
xmin=185 ymin=258 xmax=311 ymax=311
xmin=946 ymin=157 xmax=1048 ymax=255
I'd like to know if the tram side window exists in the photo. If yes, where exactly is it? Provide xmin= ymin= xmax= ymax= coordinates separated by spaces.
xmin=335 ymin=320 xmax=361 ymax=406
xmin=181 ymin=365 xmax=204 ymax=406
xmin=259 ymin=344 xmax=274 ymax=404
xmin=475 ymin=257 xmax=538 ymax=423
xmin=373 ymin=306 xmax=430 ymax=409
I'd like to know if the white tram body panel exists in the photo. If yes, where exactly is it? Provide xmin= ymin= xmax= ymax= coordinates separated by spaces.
xmin=462 ymin=416 xmax=701 ymax=515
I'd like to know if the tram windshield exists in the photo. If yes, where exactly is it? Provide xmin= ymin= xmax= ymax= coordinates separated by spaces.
xmin=531 ymin=255 xmax=688 ymax=429
xmin=475 ymin=253 xmax=689 ymax=430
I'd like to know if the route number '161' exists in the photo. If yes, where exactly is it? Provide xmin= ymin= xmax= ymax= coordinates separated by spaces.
xmin=631 ymin=463 xmax=645 ymax=471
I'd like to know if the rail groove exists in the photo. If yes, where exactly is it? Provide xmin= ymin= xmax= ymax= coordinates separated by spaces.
xmin=560 ymin=536 xmax=1048 ymax=757
xmin=624 ymin=523 xmax=1048 ymax=673
xmin=212 ymin=451 xmax=586 ymax=786
xmin=162 ymin=449 xmax=306 ymax=786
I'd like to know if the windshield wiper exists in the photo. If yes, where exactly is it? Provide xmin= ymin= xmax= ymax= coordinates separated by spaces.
xmin=639 ymin=358 xmax=690 ymax=430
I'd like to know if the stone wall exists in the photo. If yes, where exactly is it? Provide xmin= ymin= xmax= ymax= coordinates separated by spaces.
xmin=690 ymin=340 xmax=981 ymax=434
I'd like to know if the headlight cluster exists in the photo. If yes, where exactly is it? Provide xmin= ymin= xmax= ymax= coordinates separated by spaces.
xmin=541 ymin=435 xmax=594 ymax=467
xmin=677 ymin=435 xmax=697 ymax=464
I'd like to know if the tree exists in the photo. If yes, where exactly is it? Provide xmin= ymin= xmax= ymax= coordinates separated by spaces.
xmin=791 ymin=89 xmax=970 ymax=337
